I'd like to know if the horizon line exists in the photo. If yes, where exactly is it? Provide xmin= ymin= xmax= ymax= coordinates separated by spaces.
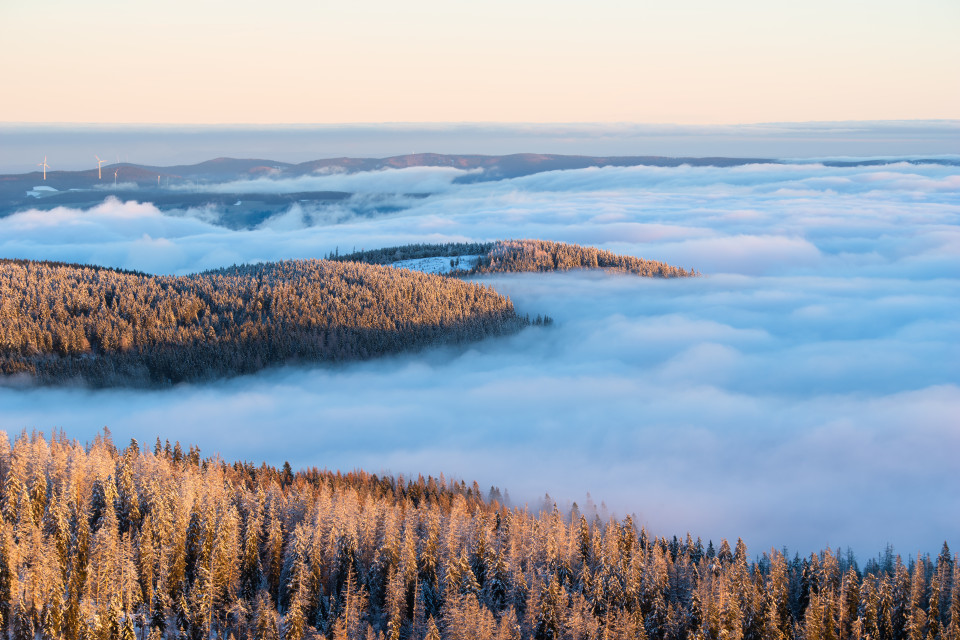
xmin=2 ymin=118 xmax=959 ymax=128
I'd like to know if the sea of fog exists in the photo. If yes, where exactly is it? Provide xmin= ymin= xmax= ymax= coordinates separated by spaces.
xmin=1 ymin=160 xmax=958 ymax=558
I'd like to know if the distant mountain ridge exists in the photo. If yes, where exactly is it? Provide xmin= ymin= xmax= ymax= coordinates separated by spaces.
xmin=5 ymin=152 xmax=958 ymax=188
xmin=0 ymin=153 xmax=779 ymax=219
xmin=1 ymin=152 xmax=780 ymax=191
xmin=4 ymin=152 xmax=957 ymax=221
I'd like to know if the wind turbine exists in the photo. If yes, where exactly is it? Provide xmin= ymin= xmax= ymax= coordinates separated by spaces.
xmin=37 ymin=156 xmax=50 ymax=180
xmin=95 ymin=156 xmax=106 ymax=180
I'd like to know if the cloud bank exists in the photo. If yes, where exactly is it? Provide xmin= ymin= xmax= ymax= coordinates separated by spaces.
xmin=1 ymin=160 xmax=957 ymax=557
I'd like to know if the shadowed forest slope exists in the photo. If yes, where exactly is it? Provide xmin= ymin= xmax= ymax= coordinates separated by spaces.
xmin=0 ymin=259 xmax=525 ymax=387
xmin=335 ymin=240 xmax=699 ymax=278
xmin=0 ymin=430 xmax=954 ymax=640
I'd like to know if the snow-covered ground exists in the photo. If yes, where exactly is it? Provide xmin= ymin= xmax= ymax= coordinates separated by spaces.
xmin=389 ymin=255 xmax=480 ymax=274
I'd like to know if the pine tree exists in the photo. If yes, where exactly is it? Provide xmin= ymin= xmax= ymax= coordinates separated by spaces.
xmin=533 ymin=577 xmax=564 ymax=640
xmin=137 ymin=515 xmax=156 ymax=615
xmin=240 ymin=506 xmax=264 ymax=600
xmin=893 ymin=557 xmax=913 ymax=640
xmin=494 ymin=608 xmax=521 ymax=640
xmin=2 ymin=452 xmax=26 ymax=527
xmin=333 ymin=567 xmax=368 ymax=640
xmin=838 ymin=566 xmax=860 ymax=640
xmin=253 ymin=591 xmax=280 ymax=640
xmin=764 ymin=551 xmax=792 ymax=640
xmin=0 ymin=515 xmax=13 ymax=638
xmin=858 ymin=576 xmax=880 ymax=640
xmin=945 ymin=557 xmax=960 ymax=640
xmin=119 ymin=616 xmax=136 ymax=640
xmin=149 ymin=590 xmax=167 ymax=636
xmin=11 ymin=599 xmax=33 ymax=640
xmin=930 ymin=567 xmax=943 ymax=640
xmin=40 ymin=593 xmax=64 ymax=640
xmin=282 ymin=603 xmax=308 ymax=640
xmin=642 ymin=544 xmax=671 ymax=638
xmin=804 ymin=591 xmax=825 ymax=640
xmin=264 ymin=501 xmax=285 ymax=602
xmin=385 ymin=567 xmax=406 ymax=640
xmin=908 ymin=553 xmax=929 ymax=640
xmin=483 ymin=551 xmax=510 ymax=612
xmin=424 ymin=616 xmax=441 ymax=640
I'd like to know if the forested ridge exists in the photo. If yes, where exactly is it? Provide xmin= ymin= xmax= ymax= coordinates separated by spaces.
xmin=0 ymin=430 xmax=954 ymax=640
xmin=333 ymin=240 xmax=698 ymax=278
xmin=0 ymin=258 xmax=525 ymax=387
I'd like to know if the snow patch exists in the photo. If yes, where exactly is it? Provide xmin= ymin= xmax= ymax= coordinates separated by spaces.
xmin=389 ymin=255 xmax=480 ymax=275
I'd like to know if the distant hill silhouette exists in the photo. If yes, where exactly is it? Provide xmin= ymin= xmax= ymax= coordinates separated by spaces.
xmin=4 ymin=153 xmax=956 ymax=220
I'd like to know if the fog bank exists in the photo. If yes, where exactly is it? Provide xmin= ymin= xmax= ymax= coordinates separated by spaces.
xmin=1 ymin=159 xmax=957 ymax=557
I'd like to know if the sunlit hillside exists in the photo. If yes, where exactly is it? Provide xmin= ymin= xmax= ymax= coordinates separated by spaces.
xmin=0 ymin=430 xmax=955 ymax=640
xmin=0 ymin=258 xmax=526 ymax=387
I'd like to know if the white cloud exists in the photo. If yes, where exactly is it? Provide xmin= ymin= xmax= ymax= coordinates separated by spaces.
xmin=194 ymin=166 xmax=477 ymax=195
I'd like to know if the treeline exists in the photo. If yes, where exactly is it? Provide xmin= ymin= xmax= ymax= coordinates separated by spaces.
xmin=334 ymin=240 xmax=698 ymax=279
xmin=330 ymin=243 xmax=495 ymax=265
xmin=465 ymin=241 xmax=697 ymax=278
xmin=0 ymin=258 xmax=525 ymax=387
xmin=0 ymin=430 xmax=955 ymax=640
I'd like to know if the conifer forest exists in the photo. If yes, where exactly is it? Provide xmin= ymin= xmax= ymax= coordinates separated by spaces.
xmin=0 ymin=431 xmax=955 ymax=640
xmin=334 ymin=240 xmax=698 ymax=279
xmin=0 ymin=257 xmax=526 ymax=387
xmin=0 ymin=240 xmax=689 ymax=388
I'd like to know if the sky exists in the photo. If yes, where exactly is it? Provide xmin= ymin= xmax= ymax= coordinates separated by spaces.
xmin=1 ymin=160 xmax=957 ymax=557
xmin=2 ymin=0 xmax=958 ymax=124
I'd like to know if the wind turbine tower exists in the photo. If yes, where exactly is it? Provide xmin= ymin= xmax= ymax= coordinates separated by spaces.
xmin=37 ymin=156 xmax=50 ymax=180
xmin=114 ymin=168 xmax=119 ymax=186
xmin=95 ymin=156 xmax=106 ymax=180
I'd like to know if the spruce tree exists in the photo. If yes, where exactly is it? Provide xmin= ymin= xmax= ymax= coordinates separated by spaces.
xmin=945 ymin=558 xmax=960 ymax=640
xmin=424 ymin=616 xmax=441 ymax=640
xmin=149 ymin=591 xmax=167 ymax=636
xmin=908 ymin=553 xmax=929 ymax=640
xmin=930 ymin=568 xmax=943 ymax=640
xmin=253 ymin=591 xmax=280 ymax=640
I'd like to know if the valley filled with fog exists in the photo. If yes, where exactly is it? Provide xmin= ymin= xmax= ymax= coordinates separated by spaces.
xmin=1 ymin=160 xmax=957 ymax=556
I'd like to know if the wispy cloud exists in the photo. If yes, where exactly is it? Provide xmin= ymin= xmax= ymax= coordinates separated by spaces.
xmin=192 ymin=166 xmax=478 ymax=195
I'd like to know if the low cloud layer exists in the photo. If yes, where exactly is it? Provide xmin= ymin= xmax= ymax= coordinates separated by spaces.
xmin=194 ymin=166 xmax=479 ymax=195
xmin=1 ymin=160 xmax=957 ymax=557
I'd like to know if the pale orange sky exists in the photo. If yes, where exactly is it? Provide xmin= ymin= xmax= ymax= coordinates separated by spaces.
xmin=1 ymin=0 xmax=958 ymax=124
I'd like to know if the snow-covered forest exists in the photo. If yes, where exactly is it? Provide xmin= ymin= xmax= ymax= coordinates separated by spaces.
xmin=0 ymin=430 xmax=955 ymax=640
xmin=334 ymin=241 xmax=698 ymax=279
xmin=0 ymin=259 xmax=525 ymax=387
